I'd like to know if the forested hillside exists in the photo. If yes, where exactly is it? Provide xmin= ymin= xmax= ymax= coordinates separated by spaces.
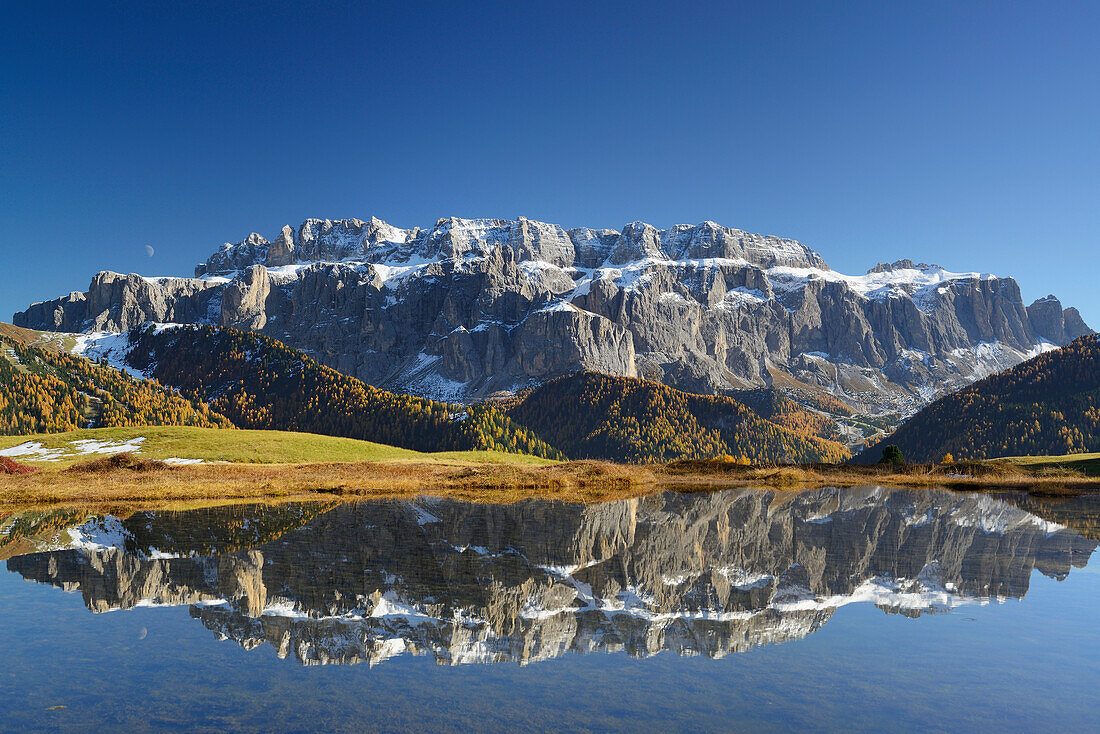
xmin=729 ymin=388 xmax=842 ymax=441
xmin=860 ymin=335 xmax=1100 ymax=462
xmin=0 ymin=334 xmax=232 ymax=435
xmin=126 ymin=325 xmax=561 ymax=458
xmin=505 ymin=372 xmax=851 ymax=463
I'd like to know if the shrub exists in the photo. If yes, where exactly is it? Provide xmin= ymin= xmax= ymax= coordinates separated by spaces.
xmin=0 ymin=456 xmax=36 ymax=474
xmin=65 ymin=452 xmax=169 ymax=473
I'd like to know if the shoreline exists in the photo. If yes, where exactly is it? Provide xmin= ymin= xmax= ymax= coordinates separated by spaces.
xmin=2 ymin=457 xmax=1097 ymax=510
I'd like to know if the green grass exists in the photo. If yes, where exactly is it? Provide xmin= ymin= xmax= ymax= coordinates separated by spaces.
xmin=993 ymin=452 xmax=1100 ymax=476
xmin=0 ymin=426 xmax=557 ymax=468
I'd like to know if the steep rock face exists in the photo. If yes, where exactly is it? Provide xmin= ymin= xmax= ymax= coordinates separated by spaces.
xmin=1063 ymin=307 xmax=1094 ymax=340
xmin=14 ymin=218 xmax=1090 ymax=414
xmin=14 ymin=291 xmax=88 ymax=333
xmin=6 ymin=488 xmax=1095 ymax=667
xmin=1027 ymin=295 xmax=1095 ymax=344
xmin=220 ymin=265 xmax=271 ymax=330
xmin=35 ymin=272 xmax=223 ymax=332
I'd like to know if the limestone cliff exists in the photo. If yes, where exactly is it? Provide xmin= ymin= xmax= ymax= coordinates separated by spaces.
xmin=14 ymin=217 xmax=1092 ymax=414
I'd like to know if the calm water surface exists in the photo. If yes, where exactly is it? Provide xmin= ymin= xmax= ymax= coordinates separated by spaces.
xmin=1 ymin=486 xmax=1098 ymax=733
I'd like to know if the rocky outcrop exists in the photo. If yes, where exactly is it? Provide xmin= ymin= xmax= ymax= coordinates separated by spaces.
xmin=14 ymin=217 xmax=1091 ymax=414
xmin=7 ymin=488 xmax=1095 ymax=667
xmin=220 ymin=264 xmax=271 ymax=330
xmin=1028 ymin=295 xmax=1095 ymax=345
xmin=1063 ymin=307 xmax=1094 ymax=340
xmin=20 ymin=272 xmax=223 ymax=333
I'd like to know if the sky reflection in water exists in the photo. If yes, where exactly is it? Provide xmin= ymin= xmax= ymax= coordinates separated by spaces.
xmin=2 ymin=486 xmax=1098 ymax=732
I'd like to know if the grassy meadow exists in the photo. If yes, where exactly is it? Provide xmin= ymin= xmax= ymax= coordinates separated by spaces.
xmin=994 ymin=453 xmax=1100 ymax=476
xmin=0 ymin=426 xmax=556 ymax=468
xmin=1 ymin=426 xmax=1098 ymax=509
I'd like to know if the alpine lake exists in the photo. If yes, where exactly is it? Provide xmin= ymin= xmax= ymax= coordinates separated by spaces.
xmin=1 ymin=486 xmax=1098 ymax=732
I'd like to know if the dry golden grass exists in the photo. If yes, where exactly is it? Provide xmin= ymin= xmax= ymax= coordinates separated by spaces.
xmin=2 ymin=452 xmax=1097 ymax=510
xmin=0 ymin=455 xmax=658 ymax=507
xmin=658 ymin=458 xmax=1100 ymax=493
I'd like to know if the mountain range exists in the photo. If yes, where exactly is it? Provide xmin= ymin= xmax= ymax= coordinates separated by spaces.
xmin=56 ymin=323 xmax=847 ymax=463
xmin=14 ymin=216 xmax=1092 ymax=420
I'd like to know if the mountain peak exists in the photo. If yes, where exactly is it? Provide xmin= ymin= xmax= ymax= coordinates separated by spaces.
xmin=14 ymin=214 xmax=1089 ymax=417
xmin=192 ymin=216 xmax=832 ymax=277
xmin=866 ymin=259 xmax=943 ymax=274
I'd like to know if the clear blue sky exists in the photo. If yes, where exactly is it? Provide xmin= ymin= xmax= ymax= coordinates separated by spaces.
xmin=3 ymin=1 xmax=1097 ymax=325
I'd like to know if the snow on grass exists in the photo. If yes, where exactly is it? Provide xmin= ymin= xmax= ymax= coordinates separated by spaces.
xmin=0 ymin=441 xmax=65 ymax=461
xmin=69 ymin=437 xmax=146 ymax=454
xmin=0 ymin=436 xmax=146 ymax=461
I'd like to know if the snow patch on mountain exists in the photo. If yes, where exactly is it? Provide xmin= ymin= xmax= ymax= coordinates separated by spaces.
xmin=72 ymin=324 xmax=181 ymax=380
xmin=73 ymin=331 xmax=145 ymax=377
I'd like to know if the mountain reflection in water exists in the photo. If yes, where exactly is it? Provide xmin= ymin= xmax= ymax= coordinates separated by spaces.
xmin=4 ymin=487 xmax=1096 ymax=668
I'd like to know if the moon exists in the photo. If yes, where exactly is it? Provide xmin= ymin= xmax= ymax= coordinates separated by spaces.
xmin=145 ymin=244 xmax=155 ymax=258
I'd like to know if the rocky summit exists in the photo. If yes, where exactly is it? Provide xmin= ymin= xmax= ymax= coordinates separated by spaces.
xmin=14 ymin=216 xmax=1092 ymax=414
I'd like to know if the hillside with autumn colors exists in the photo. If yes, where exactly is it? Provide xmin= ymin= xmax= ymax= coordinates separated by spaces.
xmin=125 ymin=325 xmax=562 ymax=458
xmin=505 ymin=372 xmax=851 ymax=464
xmin=860 ymin=334 xmax=1100 ymax=463
xmin=0 ymin=333 xmax=232 ymax=435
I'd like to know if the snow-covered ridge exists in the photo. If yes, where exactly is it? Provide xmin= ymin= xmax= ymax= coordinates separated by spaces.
xmin=167 ymin=216 xmax=1023 ymax=343
xmin=194 ymin=216 xmax=830 ymax=277
xmin=16 ymin=214 xmax=1091 ymax=416
xmin=768 ymin=262 xmax=999 ymax=313
xmin=191 ymin=217 xmax=1001 ymax=305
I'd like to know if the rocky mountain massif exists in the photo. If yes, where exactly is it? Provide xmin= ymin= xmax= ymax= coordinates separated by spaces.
xmin=6 ymin=488 xmax=1094 ymax=667
xmin=14 ymin=217 xmax=1092 ymax=417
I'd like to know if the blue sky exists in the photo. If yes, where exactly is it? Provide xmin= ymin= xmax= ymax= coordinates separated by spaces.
xmin=3 ymin=1 xmax=1097 ymax=325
